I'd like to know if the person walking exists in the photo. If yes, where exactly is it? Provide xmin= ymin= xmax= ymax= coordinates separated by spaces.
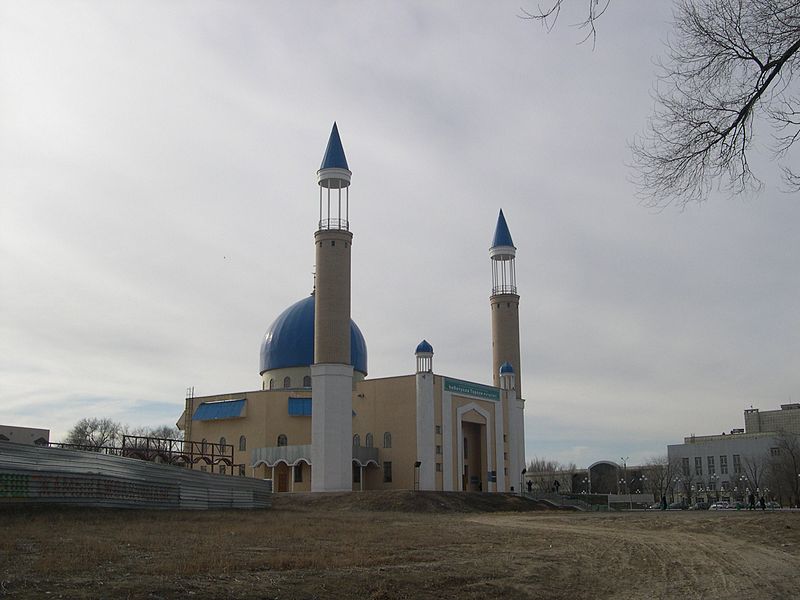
xmin=759 ymin=496 xmax=766 ymax=511
xmin=748 ymin=493 xmax=756 ymax=510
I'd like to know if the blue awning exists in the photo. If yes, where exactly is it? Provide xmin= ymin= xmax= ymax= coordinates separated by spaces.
xmin=288 ymin=397 xmax=312 ymax=416
xmin=193 ymin=399 xmax=245 ymax=421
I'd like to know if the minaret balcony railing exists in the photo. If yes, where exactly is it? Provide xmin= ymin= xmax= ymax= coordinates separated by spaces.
xmin=492 ymin=284 xmax=517 ymax=295
xmin=318 ymin=218 xmax=350 ymax=232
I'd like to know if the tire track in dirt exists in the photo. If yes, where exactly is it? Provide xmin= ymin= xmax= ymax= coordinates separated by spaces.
xmin=470 ymin=514 xmax=800 ymax=599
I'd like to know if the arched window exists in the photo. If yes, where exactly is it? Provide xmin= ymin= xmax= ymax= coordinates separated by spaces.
xmin=365 ymin=433 xmax=374 ymax=448
xmin=239 ymin=435 xmax=246 ymax=451
xmin=219 ymin=437 xmax=226 ymax=450
xmin=303 ymin=375 xmax=312 ymax=388
xmin=353 ymin=434 xmax=360 ymax=447
xmin=269 ymin=378 xmax=275 ymax=390
xmin=383 ymin=432 xmax=392 ymax=449
xmin=201 ymin=439 xmax=208 ymax=454
xmin=277 ymin=434 xmax=288 ymax=447
xmin=283 ymin=376 xmax=291 ymax=389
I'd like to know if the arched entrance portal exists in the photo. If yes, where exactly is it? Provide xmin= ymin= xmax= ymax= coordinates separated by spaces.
xmin=460 ymin=409 xmax=487 ymax=492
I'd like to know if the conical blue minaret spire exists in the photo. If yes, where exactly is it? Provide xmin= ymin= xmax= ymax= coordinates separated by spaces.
xmin=320 ymin=122 xmax=349 ymax=170
xmin=491 ymin=209 xmax=515 ymax=250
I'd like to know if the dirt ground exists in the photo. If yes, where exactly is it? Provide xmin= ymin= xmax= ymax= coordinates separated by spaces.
xmin=2 ymin=492 xmax=799 ymax=599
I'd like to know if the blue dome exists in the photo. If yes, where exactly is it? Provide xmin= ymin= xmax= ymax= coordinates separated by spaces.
xmin=499 ymin=361 xmax=514 ymax=374
xmin=415 ymin=339 xmax=433 ymax=354
xmin=259 ymin=295 xmax=367 ymax=375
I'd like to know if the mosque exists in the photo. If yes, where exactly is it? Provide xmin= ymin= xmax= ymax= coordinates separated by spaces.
xmin=178 ymin=124 xmax=526 ymax=493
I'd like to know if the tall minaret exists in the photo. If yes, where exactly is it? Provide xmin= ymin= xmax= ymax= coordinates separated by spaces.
xmin=311 ymin=123 xmax=354 ymax=492
xmin=489 ymin=209 xmax=522 ymax=400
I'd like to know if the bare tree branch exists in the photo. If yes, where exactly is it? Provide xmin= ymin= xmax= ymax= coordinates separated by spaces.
xmin=631 ymin=0 xmax=800 ymax=207
xmin=519 ymin=0 xmax=611 ymax=47
xmin=523 ymin=1 xmax=800 ymax=206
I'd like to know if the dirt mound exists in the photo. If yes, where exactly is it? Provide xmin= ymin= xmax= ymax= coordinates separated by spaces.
xmin=271 ymin=490 xmax=555 ymax=513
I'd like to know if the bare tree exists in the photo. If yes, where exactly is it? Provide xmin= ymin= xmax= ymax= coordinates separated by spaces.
xmin=63 ymin=417 xmax=124 ymax=449
xmin=519 ymin=0 xmax=611 ymax=46
xmin=643 ymin=455 xmax=679 ymax=502
xmin=526 ymin=457 xmax=577 ymax=492
xmin=524 ymin=1 xmax=800 ymax=206
xmin=633 ymin=0 xmax=800 ymax=207
xmin=766 ymin=431 xmax=800 ymax=507
xmin=742 ymin=452 xmax=769 ymax=495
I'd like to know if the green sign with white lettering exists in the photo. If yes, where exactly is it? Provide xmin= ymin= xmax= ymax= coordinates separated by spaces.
xmin=443 ymin=378 xmax=500 ymax=401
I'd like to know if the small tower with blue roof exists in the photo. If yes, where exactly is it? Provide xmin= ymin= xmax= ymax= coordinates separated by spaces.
xmin=414 ymin=339 xmax=436 ymax=490
xmin=311 ymin=123 xmax=355 ymax=492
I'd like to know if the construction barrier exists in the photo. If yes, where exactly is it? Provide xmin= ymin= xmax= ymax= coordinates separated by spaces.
xmin=0 ymin=441 xmax=272 ymax=509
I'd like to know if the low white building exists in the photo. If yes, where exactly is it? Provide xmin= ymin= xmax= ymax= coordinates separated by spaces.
xmin=667 ymin=405 xmax=796 ymax=502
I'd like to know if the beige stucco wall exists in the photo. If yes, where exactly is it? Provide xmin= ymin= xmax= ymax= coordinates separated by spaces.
xmin=183 ymin=372 xmax=509 ymax=494
xmin=185 ymin=389 xmax=312 ymax=481
xmin=353 ymin=375 xmax=417 ymax=490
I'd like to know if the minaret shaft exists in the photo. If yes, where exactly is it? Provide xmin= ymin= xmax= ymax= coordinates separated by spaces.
xmin=314 ymin=229 xmax=352 ymax=364
xmin=491 ymin=293 xmax=521 ymax=400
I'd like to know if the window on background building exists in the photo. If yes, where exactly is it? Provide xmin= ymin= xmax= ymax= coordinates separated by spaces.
xmin=682 ymin=458 xmax=690 ymax=477
xmin=239 ymin=435 xmax=246 ymax=451
xmin=353 ymin=434 xmax=360 ymax=447
xmin=294 ymin=465 xmax=303 ymax=483
xmin=436 ymin=463 xmax=442 ymax=472
xmin=504 ymin=468 xmax=508 ymax=476
xmin=200 ymin=465 xmax=207 ymax=473
xmin=283 ymin=376 xmax=291 ymax=389
xmin=504 ymin=452 xmax=508 ymax=461
xmin=383 ymin=432 xmax=392 ymax=448
xmin=694 ymin=457 xmax=703 ymax=476
xmin=353 ymin=465 xmax=361 ymax=483
xmin=707 ymin=456 xmax=715 ymax=474
xmin=277 ymin=434 xmax=288 ymax=447
xmin=771 ymin=447 xmax=781 ymax=456
xmin=436 ymin=445 xmax=442 ymax=455
xmin=503 ymin=434 xmax=507 ymax=443
xmin=269 ymin=378 xmax=275 ymax=390
xmin=435 ymin=425 xmax=441 ymax=434
xmin=733 ymin=454 xmax=742 ymax=473
xmin=720 ymin=455 xmax=728 ymax=474
xmin=383 ymin=461 xmax=392 ymax=483
xmin=303 ymin=375 xmax=311 ymax=388
xmin=708 ymin=480 xmax=715 ymax=491
xmin=365 ymin=433 xmax=373 ymax=448
xmin=721 ymin=480 xmax=729 ymax=491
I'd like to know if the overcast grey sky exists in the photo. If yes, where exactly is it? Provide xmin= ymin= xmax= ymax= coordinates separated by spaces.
xmin=1 ymin=1 xmax=798 ymax=467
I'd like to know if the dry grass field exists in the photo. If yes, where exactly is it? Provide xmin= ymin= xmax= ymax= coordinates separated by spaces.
xmin=2 ymin=491 xmax=799 ymax=599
